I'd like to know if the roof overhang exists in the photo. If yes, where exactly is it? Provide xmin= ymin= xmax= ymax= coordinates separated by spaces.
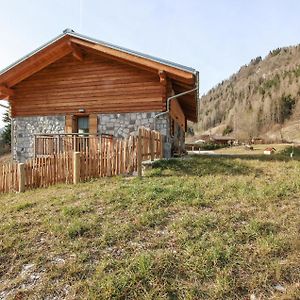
xmin=0 ymin=29 xmax=199 ymax=121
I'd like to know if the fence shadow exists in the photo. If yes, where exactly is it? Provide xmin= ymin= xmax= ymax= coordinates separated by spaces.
xmin=151 ymin=155 xmax=261 ymax=177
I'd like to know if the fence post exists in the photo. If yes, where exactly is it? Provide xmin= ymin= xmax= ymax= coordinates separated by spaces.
xmin=18 ymin=163 xmax=25 ymax=193
xmin=73 ymin=151 xmax=81 ymax=184
xmin=33 ymin=135 xmax=36 ymax=158
xmin=160 ymin=134 xmax=164 ymax=159
xmin=137 ymin=128 xmax=142 ymax=177
xmin=150 ymin=131 xmax=154 ymax=161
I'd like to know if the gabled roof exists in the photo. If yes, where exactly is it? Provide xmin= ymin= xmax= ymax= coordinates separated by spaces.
xmin=0 ymin=29 xmax=199 ymax=121
xmin=0 ymin=29 xmax=197 ymax=79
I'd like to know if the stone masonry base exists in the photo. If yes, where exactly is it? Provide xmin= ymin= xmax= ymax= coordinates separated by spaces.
xmin=12 ymin=111 xmax=185 ymax=162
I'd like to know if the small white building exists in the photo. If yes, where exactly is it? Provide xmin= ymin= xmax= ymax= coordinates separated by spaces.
xmin=264 ymin=147 xmax=276 ymax=155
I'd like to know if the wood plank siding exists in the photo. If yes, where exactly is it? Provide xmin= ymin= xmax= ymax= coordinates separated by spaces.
xmin=11 ymin=51 xmax=164 ymax=117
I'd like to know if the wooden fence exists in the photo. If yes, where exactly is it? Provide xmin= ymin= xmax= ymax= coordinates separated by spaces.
xmin=0 ymin=127 xmax=164 ymax=194
xmin=0 ymin=163 xmax=19 ymax=193
xmin=34 ymin=133 xmax=113 ymax=157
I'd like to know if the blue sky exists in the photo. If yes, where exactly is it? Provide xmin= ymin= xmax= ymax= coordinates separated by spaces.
xmin=0 ymin=0 xmax=300 ymax=126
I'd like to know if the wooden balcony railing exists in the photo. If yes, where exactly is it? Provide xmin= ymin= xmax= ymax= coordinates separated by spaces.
xmin=34 ymin=133 xmax=113 ymax=157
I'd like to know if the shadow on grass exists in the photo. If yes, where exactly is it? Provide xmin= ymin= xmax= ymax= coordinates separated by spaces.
xmin=213 ymin=152 xmax=300 ymax=162
xmin=214 ymin=146 xmax=300 ymax=162
xmin=210 ymin=153 xmax=300 ymax=162
xmin=151 ymin=155 xmax=262 ymax=177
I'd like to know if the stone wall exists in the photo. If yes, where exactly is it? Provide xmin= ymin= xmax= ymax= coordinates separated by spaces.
xmin=98 ymin=112 xmax=168 ymax=138
xmin=98 ymin=112 xmax=172 ymax=158
xmin=12 ymin=116 xmax=65 ymax=162
xmin=11 ymin=111 xmax=185 ymax=161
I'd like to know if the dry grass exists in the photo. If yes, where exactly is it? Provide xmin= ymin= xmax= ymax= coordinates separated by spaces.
xmin=0 ymin=153 xmax=12 ymax=164
xmin=214 ymin=144 xmax=290 ymax=155
xmin=0 ymin=155 xmax=299 ymax=299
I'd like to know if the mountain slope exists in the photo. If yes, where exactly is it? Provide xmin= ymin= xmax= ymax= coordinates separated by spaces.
xmin=197 ymin=44 xmax=300 ymax=142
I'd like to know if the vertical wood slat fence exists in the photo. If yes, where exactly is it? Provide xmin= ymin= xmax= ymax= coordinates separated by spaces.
xmin=0 ymin=163 xmax=19 ymax=193
xmin=0 ymin=127 xmax=164 ymax=194
xmin=34 ymin=133 xmax=113 ymax=157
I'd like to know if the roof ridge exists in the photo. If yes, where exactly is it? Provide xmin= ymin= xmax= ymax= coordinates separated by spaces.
xmin=0 ymin=29 xmax=197 ymax=78
xmin=67 ymin=30 xmax=197 ymax=74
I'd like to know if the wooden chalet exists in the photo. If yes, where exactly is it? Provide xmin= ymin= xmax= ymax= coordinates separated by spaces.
xmin=0 ymin=29 xmax=199 ymax=161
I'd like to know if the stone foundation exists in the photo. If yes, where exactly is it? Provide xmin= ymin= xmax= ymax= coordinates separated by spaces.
xmin=98 ymin=112 xmax=168 ymax=138
xmin=11 ymin=111 xmax=185 ymax=161
xmin=98 ymin=112 xmax=172 ymax=157
xmin=12 ymin=116 xmax=65 ymax=162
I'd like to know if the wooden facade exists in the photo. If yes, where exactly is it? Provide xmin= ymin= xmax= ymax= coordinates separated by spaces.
xmin=11 ymin=52 xmax=164 ymax=117
xmin=0 ymin=30 xmax=198 ymax=136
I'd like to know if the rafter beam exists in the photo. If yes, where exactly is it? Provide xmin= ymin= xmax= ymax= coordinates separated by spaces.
xmin=70 ymin=37 xmax=195 ymax=84
xmin=68 ymin=41 xmax=84 ymax=61
xmin=158 ymin=70 xmax=167 ymax=85
xmin=0 ymin=85 xmax=14 ymax=97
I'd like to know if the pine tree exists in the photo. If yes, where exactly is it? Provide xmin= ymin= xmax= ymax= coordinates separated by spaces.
xmin=1 ymin=108 xmax=11 ymax=146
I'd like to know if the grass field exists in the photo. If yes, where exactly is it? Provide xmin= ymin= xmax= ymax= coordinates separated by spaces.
xmin=0 ymin=155 xmax=299 ymax=299
xmin=213 ymin=144 xmax=294 ymax=156
xmin=213 ymin=144 xmax=300 ymax=158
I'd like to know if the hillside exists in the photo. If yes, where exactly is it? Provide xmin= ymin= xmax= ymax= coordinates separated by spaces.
xmin=0 ymin=156 xmax=299 ymax=299
xmin=197 ymin=44 xmax=300 ymax=142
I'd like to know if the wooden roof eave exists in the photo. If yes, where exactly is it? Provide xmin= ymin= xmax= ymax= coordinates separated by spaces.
xmin=0 ymin=32 xmax=196 ymax=89
xmin=173 ymin=84 xmax=198 ymax=122
xmin=0 ymin=36 xmax=72 ymax=88
xmin=69 ymin=37 xmax=196 ymax=85
xmin=0 ymin=31 xmax=199 ymax=121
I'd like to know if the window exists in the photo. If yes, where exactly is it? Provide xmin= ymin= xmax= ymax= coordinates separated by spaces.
xmin=77 ymin=116 xmax=89 ymax=134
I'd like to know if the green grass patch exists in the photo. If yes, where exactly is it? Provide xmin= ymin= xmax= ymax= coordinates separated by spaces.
xmin=0 ymin=156 xmax=299 ymax=299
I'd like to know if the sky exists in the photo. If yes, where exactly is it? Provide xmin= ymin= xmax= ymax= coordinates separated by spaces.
xmin=0 ymin=0 xmax=300 ymax=127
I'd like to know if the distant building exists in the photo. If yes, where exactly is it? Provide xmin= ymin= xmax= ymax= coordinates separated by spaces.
xmin=251 ymin=137 xmax=264 ymax=144
xmin=264 ymin=147 xmax=276 ymax=155
xmin=210 ymin=135 xmax=235 ymax=145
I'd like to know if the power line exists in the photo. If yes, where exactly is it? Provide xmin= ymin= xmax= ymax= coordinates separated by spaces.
xmin=79 ymin=0 xmax=83 ymax=31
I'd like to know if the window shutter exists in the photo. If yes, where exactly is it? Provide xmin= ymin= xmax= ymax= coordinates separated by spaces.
xmin=65 ymin=115 xmax=73 ymax=133
xmin=89 ymin=114 xmax=98 ymax=134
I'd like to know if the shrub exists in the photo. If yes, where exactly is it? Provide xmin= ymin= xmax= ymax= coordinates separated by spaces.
xmin=68 ymin=221 xmax=90 ymax=239
xmin=200 ymin=143 xmax=229 ymax=150
xmin=293 ymin=66 xmax=300 ymax=77
xmin=1 ymin=109 xmax=11 ymax=146
xmin=250 ymin=56 xmax=262 ymax=65
xmin=222 ymin=125 xmax=233 ymax=136
xmin=187 ymin=126 xmax=194 ymax=136
xmin=259 ymin=87 xmax=266 ymax=96
xmin=263 ymin=74 xmax=280 ymax=90
xmin=269 ymin=48 xmax=281 ymax=57
xmin=279 ymin=94 xmax=295 ymax=123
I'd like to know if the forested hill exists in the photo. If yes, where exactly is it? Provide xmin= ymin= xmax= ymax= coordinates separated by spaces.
xmin=197 ymin=44 xmax=300 ymax=142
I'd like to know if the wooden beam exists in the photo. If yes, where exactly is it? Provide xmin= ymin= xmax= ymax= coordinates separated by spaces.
xmin=0 ymin=36 xmax=72 ymax=87
xmin=0 ymin=85 xmax=14 ymax=96
xmin=170 ymin=98 xmax=186 ymax=129
xmin=0 ymin=95 xmax=10 ymax=100
xmin=82 ymin=47 xmax=159 ymax=76
xmin=158 ymin=70 xmax=168 ymax=110
xmin=70 ymin=37 xmax=195 ymax=84
xmin=173 ymin=81 xmax=194 ymax=90
xmin=158 ymin=70 xmax=167 ymax=85
xmin=68 ymin=41 xmax=84 ymax=61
